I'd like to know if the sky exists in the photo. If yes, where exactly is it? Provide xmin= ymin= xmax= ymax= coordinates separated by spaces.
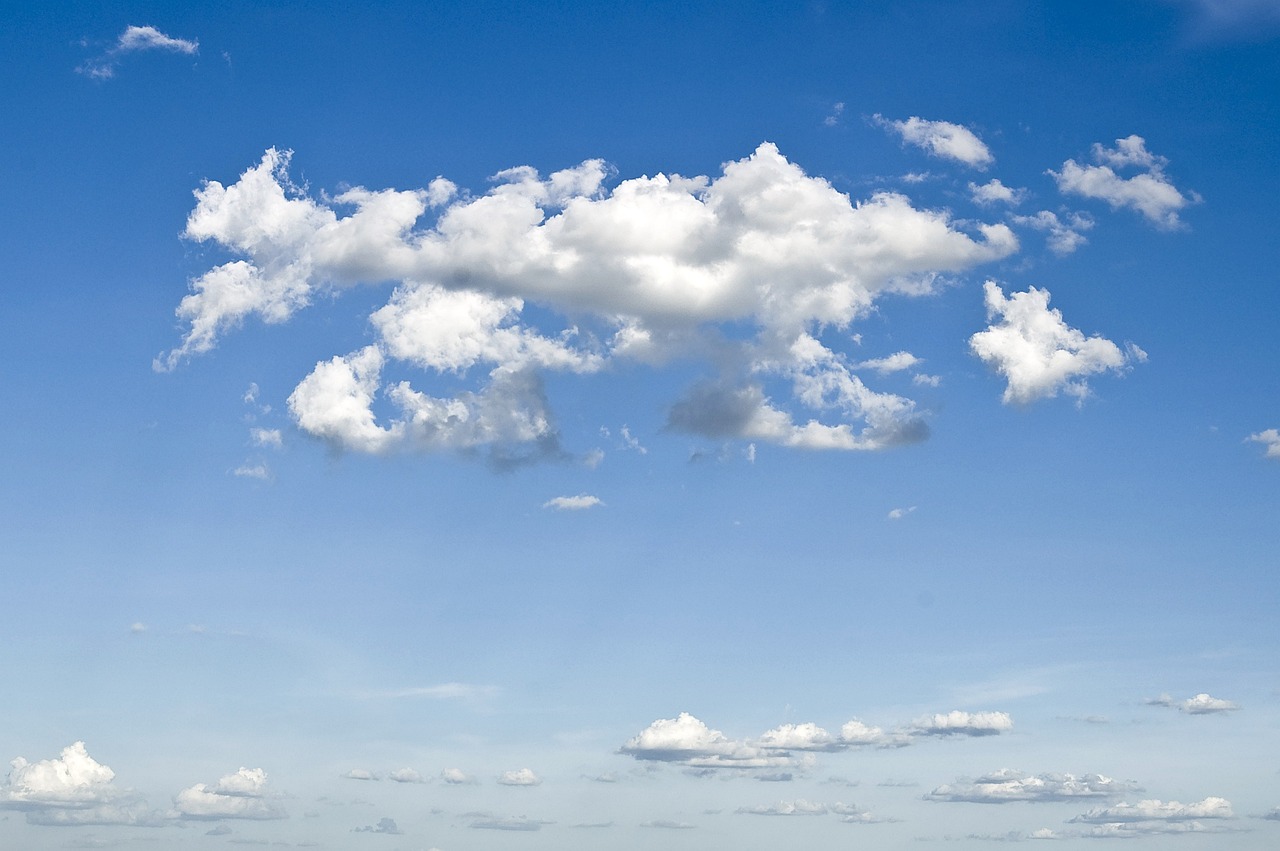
xmin=1 ymin=0 xmax=1279 ymax=848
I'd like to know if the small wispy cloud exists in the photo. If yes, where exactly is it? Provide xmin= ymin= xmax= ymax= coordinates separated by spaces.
xmin=887 ymin=506 xmax=917 ymax=520
xmin=78 ymin=25 xmax=198 ymax=80
xmin=542 ymin=494 xmax=603 ymax=511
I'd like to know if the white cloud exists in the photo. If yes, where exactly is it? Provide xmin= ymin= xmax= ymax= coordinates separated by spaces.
xmin=172 ymin=768 xmax=286 ymax=821
xmin=755 ymin=723 xmax=841 ymax=752
xmin=970 ymin=282 xmax=1141 ymax=404
xmin=470 ymin=816 xmax=546 ymax=831
xmin=641 ymin=819 xmax=696 ymax=829
xmin=910 ymin=710 xmax=1013 ymax=737
xmin=912 ymin=373 xmax=942 ymax=387
xmin=1050 ymin=136 xmax=1196 ymax=229
xmin=387 ymin=768 xmax=425 ymax=784
xmin=161 ymin=144 xmax=1017 ymax=457
xmin=736 ymin=799 xmax=827 ymax=816
xmin=876 ymin=115 xmax=994 ymax=168
xmin=1071 ymin=796 xmax=1234 ymax=823
xmin=496 ymin=768 xmax=541 ymax=786
xmin=78 ymin=25 xmax=198 ymax=79
xmin=1011 ymin=210 xmax=1094 ymax=255
xmin=619 ymin=713 xmax=794 ymax=769
xmin=542 ymin=494 xmax=603 ymax=511
xmin=853 ymin=351 xmax=922 ymax=374
xmin=440 ymin=768 xmax=478 ymax=785
xmin=232 ymin=463 xmax=270 ymax=480
xmin=887 ymin=506 xmax=916 ymax=520
xmin=823 ymin=102 xmax=845 ymax=127
xmin=1 ymin=742 xmax=119 ymax=809
xmin=250 ymin=428 xmax=282 ymax=448
xmin=1180 ymin=693 xmax=1241 ymax=714
xmin=1247 ymin=428 xmax=1280 ymax=459
xmin=970 ymin=179 xmax=1026 ymax=206
xmin=925 ymin=769 xmax=1130 ymax=803
xmin=341 ymin=769 xmax=377 ymax=781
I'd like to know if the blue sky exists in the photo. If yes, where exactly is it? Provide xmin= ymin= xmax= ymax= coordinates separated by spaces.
xmin=2 ymin=0 xmax=1279 ymax=848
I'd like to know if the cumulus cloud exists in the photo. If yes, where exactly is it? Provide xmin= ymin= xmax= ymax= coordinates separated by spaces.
xmin=1050 ymin=136 xmax=1196 ymax=229
xmin=876 ymin=115 xmax=994 ymax=168
xmin=0 ymin=743 xmax=169 ymax=828
xmin=160 ymin=144 xmax=1017 ymax=459
xmin=440 ymin=768 xmax=478 ymax=785
xmin=496 ymin=768 xmax=541 ymax=786
xmin=1011 ymin=210 xmax=1094 ymax=255
xmin=620 ymin=713 xmax=792 ymax=769
xmin=542 ymin=494 xmax=603 ymax=510
xmin=925 ymin=769 xmax=1130 ymax=803
xmin=970 ymin=179 xmax=1026 ymax=206
xmin=1247 ymin=428 xmax=1280 ymax=459
xmin=970 ymin=282 xmax=1142 ymax=404
xmin=910 ymin=710 xmax=1013 ymax=737
xmin=78 ymin=25 xmax=198 ymax=79
xmin=172 ymin=768 xmax=286 ymax=821
xmin=387 ymin=768 xmax=425 ymax=784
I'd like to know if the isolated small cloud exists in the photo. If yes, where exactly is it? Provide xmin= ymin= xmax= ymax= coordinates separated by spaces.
xmin=1050 ymin=135 xmax=1196 ymax=229
xmin=1181 ymin=693 xmax=1241 ymax=714
xmin=440 ymin=768 xmax=478 ymax=785
xmin=387 ymin=768 xmax=424 ymax=784
xmin=353 ymin=817 xmax=402 ymax=834
xmin=78 ymin=25 xmax=198 ymax=79
xmin=970 ymin=179 xmax=1026 ymax=206
xmin=341 ymin=769 xmax=378 ymax=781
xmin=542 ymin=494 xmax=603 ymax=511
xmin=232 ymin=463 xmax=271 ymax=480
xmin=250 ymin=428 xmax=282 ymax=448
xmin=887 ymin=506 xmax=917 ymax=520
xmin=853 ymin=351 xmax=922 ymax=374
xmin=910 ymin=710 xmax=1013 ymax=737
xmin=824 ymin=102 xmax=845 ymax=127
xmin=1247 ymin=428 xmax=1280 ymax=459
xmin=925 ymin=769 xmax=1129 ymax=803
xmin=1011 ymin=210 xmax=1094 ymax=256
xmin=129 ymin=622 xmax=147 ymax=633
xmin=641 ymin=818 xmax=696 ymax=829
xmin=876 ymin=115 xmax=994 ymax=168
xmin=736 ymin=799 xmax=827 ymax=816
xmin=496 ymin=768 xmax=541 ymax=787
xmin=970 ymin=281 xmax=1140 ymax=404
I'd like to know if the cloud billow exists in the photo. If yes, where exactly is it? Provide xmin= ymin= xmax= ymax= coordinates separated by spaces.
xmin=160 ymin=144 xmax=1017 ymax=460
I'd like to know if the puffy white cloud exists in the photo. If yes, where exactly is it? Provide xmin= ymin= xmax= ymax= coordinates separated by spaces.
xmin=970 ymin=282 xmax=1141 ymax=404
xmin=387 ymin=768 xmax=424 ymax=784
xmin=0 ymin=743 xmax=164 ymax=827
xmin=1071 ymin=796 xmax=1234 ymax=824
xmin=172 ymin=768 xmax=286 ymax=821
xmin=887 ymin=506 xmax=916 ymax=520
xmin=1180 ymin=693 xmax=1241 ymax=714
xmin=496 ymin=768 xmax=541 ymax=786
xmin=78 ymin=25 xmax=198 ymax=79
xmin=1010 ymin=211 xmax=1094 ymax=256
xmin=1050 ymin=136 xmax=1196 ymax=229
xmin=910 ymin=710 xmax=1013 ymax=737
xmin=1248 ymin=428 xmax=1280 ymax=459
xmin=162 ymin=144 xmax=1018 ymax=457
xmin=1146 ymin=692 xmax=1240 ymax=713
xmin=876 ymin=115 xmax=995 ymax=168
xmin=620 ymin=713 xmax=795 ymax=769
xmin=736 ymin=799 xmax=827 ymax=816
xmin=341 ymin=769 xmax=377 ymax=781
xmin=440 ymin=768 xmax=478 ymax=785
xmin=542 ymin=494 xmax=603 ymax=511
xmin=925 ymin=769 xmax=1129 ymax=803
xmin=755 ymin=723 xmax=841 ymax=752
xmin=970 ymin=179 xmax=1026 ymax=206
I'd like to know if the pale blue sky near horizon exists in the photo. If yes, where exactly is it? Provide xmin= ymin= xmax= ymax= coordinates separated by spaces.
xmin=1 ymin=1 xmax=1278 ymax=848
